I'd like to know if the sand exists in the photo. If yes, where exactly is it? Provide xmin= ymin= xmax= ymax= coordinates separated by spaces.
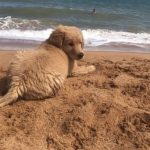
xmin=0 ymin=50 xmax=150 ymax=150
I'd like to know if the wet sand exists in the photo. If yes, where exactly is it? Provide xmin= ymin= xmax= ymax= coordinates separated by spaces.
xmin=0 ymin=50 xmax=150 ymax=150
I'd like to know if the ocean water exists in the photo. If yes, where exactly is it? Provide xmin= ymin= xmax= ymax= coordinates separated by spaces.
xmin=0 ymin=0 xmax=150 ymax=52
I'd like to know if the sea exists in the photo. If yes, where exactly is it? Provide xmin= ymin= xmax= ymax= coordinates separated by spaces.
xmin=0 ymin=0 xmax=150 ymax=52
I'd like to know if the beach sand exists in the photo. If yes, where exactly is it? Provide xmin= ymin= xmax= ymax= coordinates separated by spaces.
xmin=0 ymin=49 xmax=150 ymax=150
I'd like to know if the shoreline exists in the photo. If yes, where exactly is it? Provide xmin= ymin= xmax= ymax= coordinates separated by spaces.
xmin=0 ymin=38 xmax=150 ymax=53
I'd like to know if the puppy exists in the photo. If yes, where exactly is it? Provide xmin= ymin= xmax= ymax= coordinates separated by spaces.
xmin=0 ymin=25 xmax=95 ymax=107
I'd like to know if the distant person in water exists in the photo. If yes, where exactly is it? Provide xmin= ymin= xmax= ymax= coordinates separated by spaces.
xmin=92 ymin=8 xmax=96 ymax=14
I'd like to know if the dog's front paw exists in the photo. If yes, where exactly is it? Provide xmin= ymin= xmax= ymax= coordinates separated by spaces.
xmin=69 ymin=65 xmax=96 ymax=77
xmin=87 ymin=65 xmax=96 ymax=73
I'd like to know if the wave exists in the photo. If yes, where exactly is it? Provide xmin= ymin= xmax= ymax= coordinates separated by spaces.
xmin=0 ymin=28 xmax=52 ymax=41
xmin=0 ymin=16 xmax=45 ymax=30
xmin=0 ymin=28 xmax=150 ymax=48
xmin=0 ymin=17 xmax=150 ymax=48
xmin=82 ymin=29 xmax=150 ymax=47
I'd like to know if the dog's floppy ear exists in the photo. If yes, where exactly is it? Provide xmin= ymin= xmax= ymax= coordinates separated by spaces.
xmin=47 ymin=29 xmax=65 ymax=48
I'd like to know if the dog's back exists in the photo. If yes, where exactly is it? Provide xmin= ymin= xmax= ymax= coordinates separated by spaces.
xmin=0 ymin=45 xmax=69 ymax=107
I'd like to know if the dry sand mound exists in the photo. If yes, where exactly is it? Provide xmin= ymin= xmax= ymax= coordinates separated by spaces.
xmin=0 ymin=51 xmax=150 ymax=150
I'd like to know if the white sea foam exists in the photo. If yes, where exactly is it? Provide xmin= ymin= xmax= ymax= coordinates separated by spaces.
xmin=0 ymin=29 xmax=53 ymax=41
xmin=0 ymin=17 xmax=150 ymax=48
xmin=82 ymin=29 xmax=150 ymax=47
xmin=0 ymin=16 xmax=41 ymax=30
xmin=0 ymin=28 xmax=150 ymax=47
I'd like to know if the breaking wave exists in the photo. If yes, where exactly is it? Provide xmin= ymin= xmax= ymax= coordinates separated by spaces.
xmin=0 ymin=16 xmax=150 ymax=48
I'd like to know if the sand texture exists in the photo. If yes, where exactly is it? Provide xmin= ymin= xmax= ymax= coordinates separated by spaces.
xmin=0 ymin=50 xmax=150 ymax=150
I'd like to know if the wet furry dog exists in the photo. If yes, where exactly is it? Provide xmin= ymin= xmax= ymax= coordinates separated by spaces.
xmin=0 ymin=25 xmax=95 ymax=107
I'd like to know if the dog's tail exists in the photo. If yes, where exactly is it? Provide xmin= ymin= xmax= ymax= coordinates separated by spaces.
xmin=0 ymin=87 xmax=19 ymax=107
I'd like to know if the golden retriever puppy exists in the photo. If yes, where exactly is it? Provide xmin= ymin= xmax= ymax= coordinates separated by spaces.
xmin=0 ymin=25 xmax=95 ymax=107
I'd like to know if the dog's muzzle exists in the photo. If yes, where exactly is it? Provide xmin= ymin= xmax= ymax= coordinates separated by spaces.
xmin=77 ymin=52 xmax=84 ymax=59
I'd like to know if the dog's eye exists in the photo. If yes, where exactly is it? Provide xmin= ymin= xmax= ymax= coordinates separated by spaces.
xmin=68 ymin=42 xmax=74 ymax=47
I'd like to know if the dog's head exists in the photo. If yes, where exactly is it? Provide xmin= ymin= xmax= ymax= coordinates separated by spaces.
xmin=47 ymin=25 xmax=84 ymax=60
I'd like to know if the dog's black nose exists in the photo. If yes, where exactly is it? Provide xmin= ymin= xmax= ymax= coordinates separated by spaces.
xmin=77 ymin=52 xmax=84 ymax=59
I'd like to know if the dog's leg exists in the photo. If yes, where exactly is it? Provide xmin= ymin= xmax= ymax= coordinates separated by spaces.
xmin=72 ymin=65 xmax=96 ymax=76
xmin=68 ymin=59 xmax=76 ymax=77
xmin=69 ymin=61 xmax=96 ymax=77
